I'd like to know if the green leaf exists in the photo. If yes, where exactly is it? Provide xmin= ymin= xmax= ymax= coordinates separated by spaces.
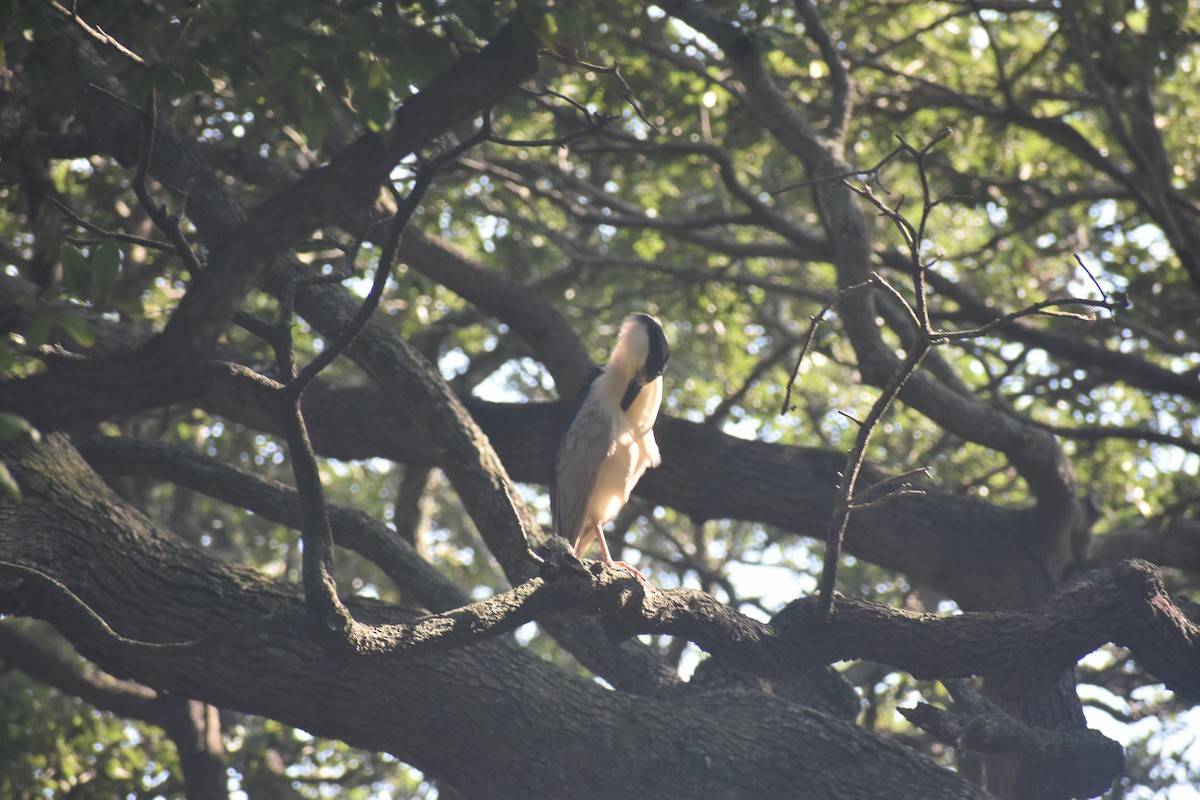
xmin=360 ymin=87 xmax=393 ymax=132
xmin=0 ymin=413 xmax=38 ymax=441
xmin=59 ymin=244 xmax=90 ymax=299
xmin=0 ymin=462 xmax=20 ymax=504
xmin=23 ymin=314 xmax=53 ymax=350
xmin=58 ymin=314 xmax=96 ymax=348
xmin=92 ymin=239 xmax=122 ymax=305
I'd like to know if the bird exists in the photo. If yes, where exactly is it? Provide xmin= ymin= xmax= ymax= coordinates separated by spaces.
xmin=552 ymin=313 xmax=669 ymax=581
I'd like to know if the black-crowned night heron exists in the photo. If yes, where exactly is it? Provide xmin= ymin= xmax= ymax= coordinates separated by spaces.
xmin=552 ymin=313 xmax=669 ymax=580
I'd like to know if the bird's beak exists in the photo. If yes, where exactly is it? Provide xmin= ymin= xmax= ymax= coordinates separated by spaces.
xmin=621 ymin=370 xmax=647 ymax=411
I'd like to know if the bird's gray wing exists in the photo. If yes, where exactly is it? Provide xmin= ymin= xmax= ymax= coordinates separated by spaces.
xmin=552 ymin=391 xmax=616 ymax=547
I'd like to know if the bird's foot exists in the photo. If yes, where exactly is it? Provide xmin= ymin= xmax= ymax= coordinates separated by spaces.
xmin=606 ymin=560 xmax=647 ymax=582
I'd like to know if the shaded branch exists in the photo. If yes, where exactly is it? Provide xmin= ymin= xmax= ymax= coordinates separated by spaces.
xmin=5 ymin=437 xmax=1196 ymax=702
xmin=0 ymin=433 xmax=989 ymax=799
xmin=901 ymin=679 xmax=1124 ymax=799
xmin=0 ymin=623 xmax=160 ymax=718
xmin=75 ymin=434 xmax=469 ymax=613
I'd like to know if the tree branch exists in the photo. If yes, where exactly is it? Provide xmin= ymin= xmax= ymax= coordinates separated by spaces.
xmin=0 ymin=433 xmax=989 ymax=799
xmin=901 ymin=679 xmax=1124 ymax=799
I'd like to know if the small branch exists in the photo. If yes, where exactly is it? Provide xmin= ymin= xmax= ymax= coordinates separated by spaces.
xmin=540 ymin=51 xmax=661 ymax=134
xmin=936 ymin=296 xmax=1116 ymax=340
xmin=795 ymin=0 xmax=853 ymax=139
xmin=46 ymin=195 xmax=172 ymax=251
xmin=706 ymin=334 xmax=799 ymax=425
xmin=771 ymin=147 xmax=904 ymax=195
xmin=965 ymin=0 xmax=1015 ymax=109
xmin=1073 ymin=252 xmax=1129 ymax=313
xmin=850 ymin=467 xmax=932 ymax=509
xmin=48 ymin=1 xmax=145 ymax=64
xmin=847 ymin=488 xmax=928 ymax=511
xmin=816 ymin=341 xmax=931 ymax=620
xmin=133 ymin=91 xmax=204 ymax=277
xmin=780 ymin=277 xmax=878 ymax=414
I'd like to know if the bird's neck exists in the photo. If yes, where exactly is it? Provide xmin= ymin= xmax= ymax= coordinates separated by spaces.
xmin=625 ymin=375 xmax=662 ymax=432
xmin=598 ymin=362 xmax=654 ymax=419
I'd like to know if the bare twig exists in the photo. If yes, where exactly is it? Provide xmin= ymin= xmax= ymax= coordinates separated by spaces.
xmin=781 ymin=277 xmax=878 ymax=414
xmin=48 ymin=1 xmax=145 ymax=64
xmin=1075 ymin=253 xmax=1108 ymax=307
xmin=936 ymin=297 xmax=1110 ymax=340
xmin=288 ymin=124 xmax=490 ymax=398
xmin=488 ymin=91 xmax=617 ymax=146
xmin=133 ymin=91 xmax=203 ymax=277
xmin=787 ymin=130 xmax=1125 ymax=620
xmin=46 ymin=195 xmax=172 ymax=251
xmin=851 ymin=467 xmax=933 ymax=507
xmin=541 ymin=51 xmax=662 ymax=134
xmin=816 ymin=342 xmax=931 ymax=619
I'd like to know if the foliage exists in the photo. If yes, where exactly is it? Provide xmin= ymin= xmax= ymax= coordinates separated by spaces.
xmin=1 ymin=0 xmax=1198 ymax=798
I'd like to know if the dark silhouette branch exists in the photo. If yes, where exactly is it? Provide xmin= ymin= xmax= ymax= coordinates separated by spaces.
xmin=901 ymin=679 xmax=1124 ymax=799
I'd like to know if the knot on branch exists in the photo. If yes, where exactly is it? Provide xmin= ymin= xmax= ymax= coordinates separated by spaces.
xmin=772 ymin=593 xmax=842 ymax=634
xmin=534 ymin=535 xmax=590 ymax=580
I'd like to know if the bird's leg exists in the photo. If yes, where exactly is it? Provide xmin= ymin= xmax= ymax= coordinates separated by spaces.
xmin=594 ymin=525 xmax=646 ymax=582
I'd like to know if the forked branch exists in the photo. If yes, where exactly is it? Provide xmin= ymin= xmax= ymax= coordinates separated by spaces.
xmin=784 ymin=131 xmax=1126 ymax=620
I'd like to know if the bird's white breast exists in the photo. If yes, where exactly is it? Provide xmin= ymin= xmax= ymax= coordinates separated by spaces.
xmin=582 ymin=372 xmax=663 ymax=527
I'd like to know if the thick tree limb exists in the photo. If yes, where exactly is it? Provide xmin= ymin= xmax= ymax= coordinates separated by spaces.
xmin=2 ymin=271 xmax=1175 ymax=622
xmin=13 ymin=437 xmax=1198 ymax=700
xmin=0 ymin=434 xmax=988 ymax=800
xmin=6 ymin=434 xmax=1196 ymax=799
xmin=198 ymin=371 xmax=1063 ymax=611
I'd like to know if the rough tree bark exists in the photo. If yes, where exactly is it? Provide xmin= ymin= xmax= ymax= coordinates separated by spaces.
xmin=1 ymin=435 xmax=988 ymax=800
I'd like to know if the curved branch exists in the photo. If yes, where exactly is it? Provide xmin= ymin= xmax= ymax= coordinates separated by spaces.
xmin=9 ymin=438 xmax=1196 ymax=701
xmin=398 ymin=229 xmax=595 ymax=395
xmin=0 ymin=623 xmax=160 ymax=718
xmin=0 ymin=433 xmax=990 ymax=800
xmin=75 ymin=434 xmax=469 ymax=613
xmin=901 ymin=679 xmax=1124 ymax=800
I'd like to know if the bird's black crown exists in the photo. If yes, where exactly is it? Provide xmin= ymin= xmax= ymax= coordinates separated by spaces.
xmin=632 ymin=313 xmax=669 ymax=378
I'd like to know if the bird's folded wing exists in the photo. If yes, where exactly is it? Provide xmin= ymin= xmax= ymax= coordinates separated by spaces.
xmin=552 ymin=396 xmax=617 ymax=544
